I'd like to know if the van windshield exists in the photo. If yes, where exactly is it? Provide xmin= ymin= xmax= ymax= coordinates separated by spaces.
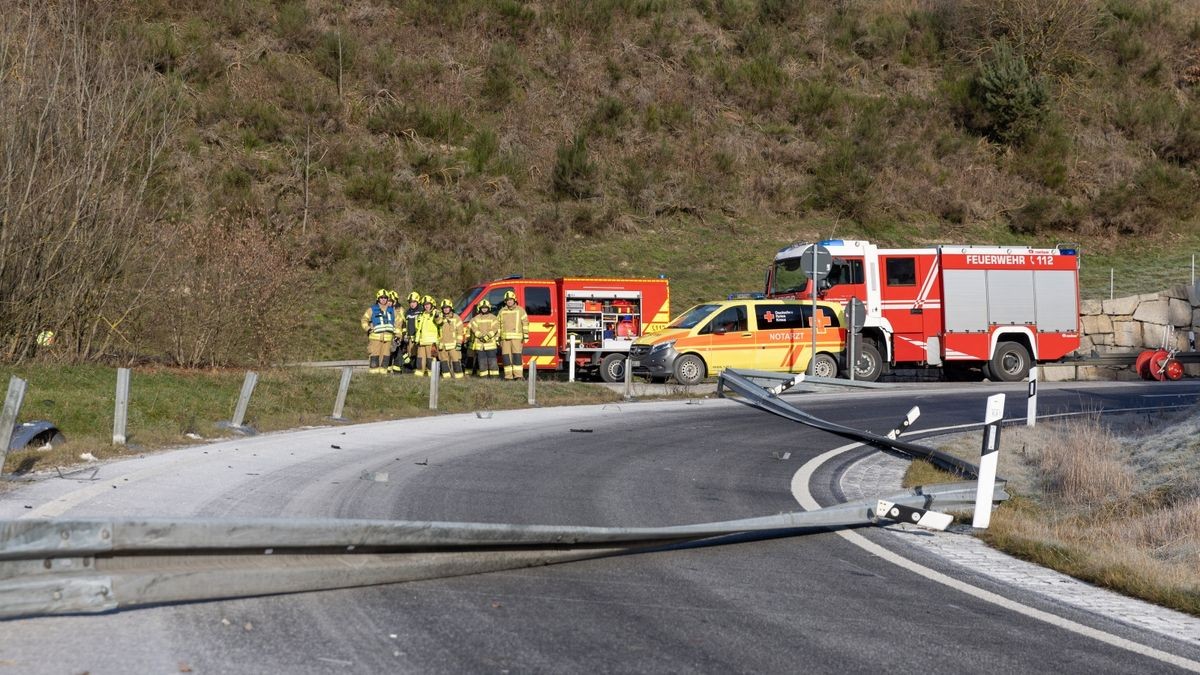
xmin=667 ymin=303 xmax=722 ymax=329
xmin=453 ymin=287 xmax=483 ymax=314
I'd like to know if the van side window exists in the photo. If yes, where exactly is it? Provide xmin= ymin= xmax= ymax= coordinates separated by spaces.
xmin=474 ymin=287 xmax=513 ymax=317
xmin=756 ymin=305 xmax=807 ymax=329
xmin=700 ymin=305 xmax=747 ymax=334
xmin=885 ymin=258 xmax=917 ymax=286
xmin=525 ymin=287 xmax=552 ymax=315
xmin=817 ymin=305 xmax=841 ymax=328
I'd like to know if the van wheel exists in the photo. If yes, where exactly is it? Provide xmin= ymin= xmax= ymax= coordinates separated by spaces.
xmin=844 ymin=342 xmax=883 ymax=382
xmin=599 ymin=353 xmax=626 ymax=383
xmin=989 ymin=342 xmax=1031 ymax=382
xmin=673 ymin=354 xmax=706 ymax=386
xmin=810 ymin=353 xmax=838 ymax=378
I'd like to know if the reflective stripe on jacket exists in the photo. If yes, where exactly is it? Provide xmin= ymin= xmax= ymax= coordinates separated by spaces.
xmin=469 ymin=314 xmax=501 ymax=349
xmin=498 ymin=305 xmax=529 ymax=340
xmin=361 ymin=305 xmax=396 ymax=336
xmin=436 ymin=313 xmax=464 ymax=349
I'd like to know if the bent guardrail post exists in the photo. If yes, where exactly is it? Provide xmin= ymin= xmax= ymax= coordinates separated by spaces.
xmin=221 ymin=371 xmax=258 ymax=433
xmin=0 ymin=480 xmax=1004 ymax=619
xmin=331 ymin=366 xmax=352 ymax=421
xmin=1026 ymin=366 xmax=1038 ymax=428
xmin=113 ymin=368 xmax=130 ymax=446
xmin=886 ymin=406 xmax=920 ymax=440
xmin=0 ymin=376 xmax=28 ymax=472
xmin=973 ymin=394 xmax=1005 ymax=529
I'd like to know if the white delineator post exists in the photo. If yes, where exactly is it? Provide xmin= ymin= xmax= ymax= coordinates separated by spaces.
xmin=230 ymin=371 xmax=258 ymax=429
xmin=1026 ymin=366 xmax=1038 ymax=428
xmin=527 ymin=359 xmax=537 ymax=406
xmin=568 ymin=335 xmax=577 ymax=383
xmin=429 ymin=361 xmax=440 ymax=410
xmin=623 ymin=356 xmax=634 ymax=401
xmin=113 ymin=368 xmax=130 ymax=446
xmin=973 ymin=393 xmax=1006 ymax=529
xmin=331 ymin=366 xmax=352 ymax=420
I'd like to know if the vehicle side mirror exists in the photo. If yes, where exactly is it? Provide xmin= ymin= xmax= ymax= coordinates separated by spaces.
xmin=714 ymin=327 xmax=727 ymax=335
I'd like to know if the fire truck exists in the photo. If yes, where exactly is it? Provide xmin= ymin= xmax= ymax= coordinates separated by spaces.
xmin=765 ymin=240 xmax=1081 ymax=381
xmin=453 ymin=276 xmax=670 ymax=381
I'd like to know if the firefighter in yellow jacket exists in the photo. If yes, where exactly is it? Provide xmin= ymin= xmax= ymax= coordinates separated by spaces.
xmin=468 ymin=300 xmax=501 ymax=377
xmin=497 ymin=290 xmax=529 ymax=380
xmin=435 ymin=298 xmax=466 ymax=379
xmin=360 ymin=289 xmax=396 ymax=374
xmin=412 ymin=294 xmax=440 ymax=376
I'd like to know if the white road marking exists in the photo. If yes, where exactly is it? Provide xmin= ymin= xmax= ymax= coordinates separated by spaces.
xmin=791 ymin=422 xmax=1200 ymax=673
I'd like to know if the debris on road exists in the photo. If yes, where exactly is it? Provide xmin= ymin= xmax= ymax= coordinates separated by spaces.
xmin=569 ymin=428 xmax=593 ymax=433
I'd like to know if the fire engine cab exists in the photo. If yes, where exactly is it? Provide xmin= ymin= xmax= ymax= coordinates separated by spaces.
xmin=765 ymin=240 xmax=1081 ymax=382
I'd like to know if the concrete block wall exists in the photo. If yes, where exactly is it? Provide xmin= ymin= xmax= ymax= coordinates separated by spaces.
xmin=1075 ymin=282 xmax=1200 ymax=380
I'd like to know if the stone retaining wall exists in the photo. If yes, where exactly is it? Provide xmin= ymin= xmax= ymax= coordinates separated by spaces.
xmin=1070 ymin=282 xmax=1200 ymax=380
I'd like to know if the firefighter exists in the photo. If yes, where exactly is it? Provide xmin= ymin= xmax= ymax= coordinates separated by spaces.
xmin=468 ymin=300 xmax=501 ymax=377
xmin=435 ymin=298 xmax=466 ymax=379
xmin=412 ymin=294 xmax=440 ymax=376
xmin=497 ymin=290 xmax=529 ymax=380
xmin=397 ymin=290 xmax=423 ymax=373
xmin=360 ymin=289 xmax=396 ymax=374
xmin=385 ymin=290 xmax=403 ymax=372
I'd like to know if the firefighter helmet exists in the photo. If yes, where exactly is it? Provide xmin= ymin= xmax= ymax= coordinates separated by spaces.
xmin=376 ymin=288 xmax=389 ymax=299
xmin=387 ymin=290 xmax=399 ymax=302
xmin=477 ymin=299 xmax=492 ymax=311
xmin=421 ymin=294 xmax=435 ymax=305
xmin=407 ymin=291 xmax=421 ymax=302
xmin=503 ymin=290 xmax=517 ymax=302
xmin=440 ymin=298 xmax=453 ymax=309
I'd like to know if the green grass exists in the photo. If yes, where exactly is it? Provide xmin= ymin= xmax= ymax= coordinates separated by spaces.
xmin=1 ymin=364 xmax=620 ymax=475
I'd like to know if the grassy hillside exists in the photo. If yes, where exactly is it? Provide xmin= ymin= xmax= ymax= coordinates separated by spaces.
xmin=6 ymin=0 xmax=1200 ymax=363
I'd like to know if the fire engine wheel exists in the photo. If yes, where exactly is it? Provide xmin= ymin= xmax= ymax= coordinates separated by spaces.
xmin=599 ymin=353 xmax=627 ymax=383
xmin=845 ymin=343 xmax=883 ymax=382
xmin=810 ymin=353 xmax=839 ymax=379
xmin=673 ymin=354 xmax=706 ymax=386
xmin=989 ymin=342 xmax=1031 ymax=382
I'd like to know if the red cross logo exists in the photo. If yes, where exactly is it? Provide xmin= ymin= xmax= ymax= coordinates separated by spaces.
xmin=764 ymin=311 xmax=775 ymax=323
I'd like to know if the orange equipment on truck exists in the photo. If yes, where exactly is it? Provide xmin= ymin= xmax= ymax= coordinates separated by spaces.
xmin=454 ymin=276 xmax=670 ymax=382
xmin=765 ymin=240 xmax=1081 ymax=382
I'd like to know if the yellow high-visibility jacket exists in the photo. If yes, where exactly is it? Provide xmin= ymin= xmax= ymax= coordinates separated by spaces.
xmin=436 ymin=313 xmax=465 ymax=350
xmin=414 ymin=310 xmax=440 ymax=346
xmin=469 ymin=313 xmax=501 ymax=350
xmin=498 ymin=305 xmax=529 ymax=341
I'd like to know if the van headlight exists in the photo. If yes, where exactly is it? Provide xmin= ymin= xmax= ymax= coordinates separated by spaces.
xmin=650 ymin=340 xmax=675 ymax=353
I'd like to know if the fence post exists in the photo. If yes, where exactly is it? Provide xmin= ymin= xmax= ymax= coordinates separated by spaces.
xmin=331 ymin=366 xmax=352 ymax=421
xmin=1109 ymin=267 xmax=1114 ymax=300
xmin=229 ymin=371 xmax=258 ymax=429
xmin=429 ymin=361 xmax=439 ymax=410
xmin=113 ymin=368 xmax=130 ymax=446
xmin=568 ymin=335 xmax=576 ymax=383
xmin=527 ymin=360 xmax=537 ymax=406
xmin=973 ymin=393 xmax=1005 ymax=529
xmin=0 ymin=376 xmax=28 ymax=472
xmin=623 ymin=356 xmax=634 ymax=401
xmin=1026 ymin=366 xmax=1038 ymax=428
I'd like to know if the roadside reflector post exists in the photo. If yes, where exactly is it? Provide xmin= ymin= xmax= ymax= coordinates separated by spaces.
xmin=568 ymin=335 xmax=577 ymax=383
xmin=1026 ymin=366 xmax=1038 ymax=428
xmin=973 ymin=393 xmax=1005 ymax=529
xmin=1109 ymin=268 xmax=1114 ymax=300
xmin=0 ymin=376 xmax=28 ymax=472
xmin=229 ymin=371 xmax=258 ymax=430
xmin=623 ymin=356 xmax=634 ymax=401
xmin=886 ymin=406 xmax=920 ymax=440
xmin=113 ymin=368 xmax=130 ymax=446
xmin=331 ymin=366 xmax=352 ymax=421
xmin=527 ymin=359 xmax=537 ymax=406
xmin=429 ymin=361 xmax=439 ymax=410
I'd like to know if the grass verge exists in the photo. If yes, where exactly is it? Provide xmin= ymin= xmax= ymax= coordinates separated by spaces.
xmin=903 ymin=410 xmax=1200 ymax=617
xmin=1 ymin=364 xmax=621 ymax=475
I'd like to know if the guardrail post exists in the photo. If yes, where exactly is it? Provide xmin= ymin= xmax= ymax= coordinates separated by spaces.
xmin=230 ymin=371 xmax=258 ymax=429
xmin=568 ymin=335 xmax=576 ymax=383
xmin=113 ymin=368 xmax=130 ymax=446
xmin=623 ymin=356 xmax=634 ymax=401
xmin=331 ymin=366 xmax=352 ymax=421
xmin=1109 ymin=267 xmax=1114 ymax=300
xmin=429 ymin=361 xmax=439 ymax=410
xmin=973 ymin=393 xmax=1005 ymax=529
xmin=0 ymin=376 xmax=28 ymax=471
xmin=1026 ymin=366 xmax=1038 ymax=428
xmin=527 ymin=360 xmax=537 ymax=406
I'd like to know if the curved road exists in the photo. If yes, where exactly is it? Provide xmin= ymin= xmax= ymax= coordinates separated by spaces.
xmin=2 ymin=380 xmax=1200 ymax=673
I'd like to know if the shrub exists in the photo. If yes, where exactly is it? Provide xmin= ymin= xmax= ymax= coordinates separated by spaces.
xmin=1092 ymin=161 xmax=1198 ymax=234
xmin=366 ymin=102 xmax=470 ymax=144
xmin=720 ymin=54 xmax=787 ymax=112
xmin=314 ymin=29 xmax=357 ymax=84
xmin=481 ymin=41 xmax=523 ymax=109
xmin=789 ymin=78 xmax=845 ymax=131
xmin=586 ymin=96 xmax=628 ymax=137
xmin=275 ymin=1 xmax=313 ymax=49
xmin=551 ymin=133 xmax=598 ymax=200
xmin=966 ymin=39 xmax=1049 ymax=145
xmin=344 ymin=171 xmax=397 ymax=208
xmin=465 ymin=129 xmax=499 ymax=173
xmin=1012 ymin=120 xmax=1072 ymax=189
xmin=1008 ymin=196 xmax=1082 ymax=235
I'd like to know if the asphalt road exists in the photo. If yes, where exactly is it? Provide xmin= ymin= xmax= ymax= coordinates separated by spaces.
xmin=2 ymin=380 xmax=1200 ymax=674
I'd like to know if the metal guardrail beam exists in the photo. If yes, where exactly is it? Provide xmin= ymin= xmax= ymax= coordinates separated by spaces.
xmin=0 ymin=481 xmax=1000 ymax=618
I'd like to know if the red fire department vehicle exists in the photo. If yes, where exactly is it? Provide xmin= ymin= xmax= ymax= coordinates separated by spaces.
xmin=765 ymin=240 xmax=1081 ymax=381
xmin=454 ymin=276 xmax=671 ymax=381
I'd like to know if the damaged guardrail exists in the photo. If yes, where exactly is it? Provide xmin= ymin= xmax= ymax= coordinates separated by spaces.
xmin=0 ymin=478 xmax=1003 ymax=619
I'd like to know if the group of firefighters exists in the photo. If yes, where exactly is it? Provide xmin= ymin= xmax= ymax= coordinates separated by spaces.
xmin=360 ymin=289 xmax=530 ymax=380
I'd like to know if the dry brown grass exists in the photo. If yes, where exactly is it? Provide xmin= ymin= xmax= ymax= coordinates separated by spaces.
xmin=906 ymin=408 xmax=1200 ymax=615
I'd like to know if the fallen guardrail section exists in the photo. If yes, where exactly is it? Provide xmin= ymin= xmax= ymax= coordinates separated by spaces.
xmin=0 ymin=478 xmax=1003 ymax=619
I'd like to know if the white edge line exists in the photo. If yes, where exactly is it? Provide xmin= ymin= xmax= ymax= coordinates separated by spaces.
xmin=791 ymin=408 xmax=1200 ymax=674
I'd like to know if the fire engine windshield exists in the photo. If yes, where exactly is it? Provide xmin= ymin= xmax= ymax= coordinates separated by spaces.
xmin=667 ymin=303 xmax=722 ymax=329
xmin=771 ymin=258 xmax=809 ymax=295
xmin=453 ymin=287 xmax=484 ymax=314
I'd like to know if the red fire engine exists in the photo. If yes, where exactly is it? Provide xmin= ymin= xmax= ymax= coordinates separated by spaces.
xmin=765 ymin=240 xmax=1081 ymax=381
xmin=454 ymin=276 xmax=670 ymax=381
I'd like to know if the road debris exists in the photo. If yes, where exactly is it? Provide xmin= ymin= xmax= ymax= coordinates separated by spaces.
xmin=361 ymin=471 xmax=389 ymax=483
xmin=569 ymin=429 xmax=593 ymax=433
xmin=330 ymin=444 xmax=341 ymax=449
xmin=79 ymin=453 xmax=97 ymax=462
